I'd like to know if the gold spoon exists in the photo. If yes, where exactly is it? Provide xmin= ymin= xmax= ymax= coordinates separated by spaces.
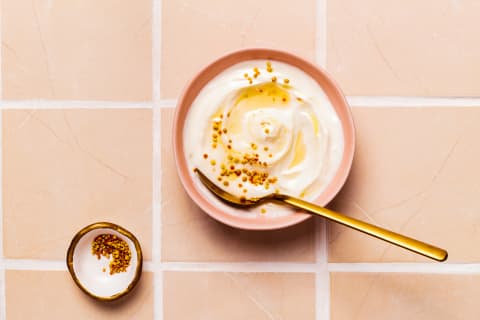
xmin=194 ymin=169 xmax=448 ymax=262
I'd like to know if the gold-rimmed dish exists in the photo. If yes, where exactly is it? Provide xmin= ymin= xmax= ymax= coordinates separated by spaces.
xmin=66 ymin=222 xmax=143 ymax=301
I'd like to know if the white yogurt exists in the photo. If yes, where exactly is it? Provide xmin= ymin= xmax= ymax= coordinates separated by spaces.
xmin=183 ymin=60 xmax=344 ymax=217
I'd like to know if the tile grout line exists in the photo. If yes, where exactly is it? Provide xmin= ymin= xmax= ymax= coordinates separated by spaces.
xmin=152 ymin=0 xmax=163 ymax=319
xmin=0 ymin=111 xmax=5 ymax=320
xmin=0 ymin=268 xmax=4 ymax=320
xmin=1 ymin=100 xmax=153 ymax=109
xmin=0 ymin=8 xmax=6 ymax=319
xmin=2 ymin=96 xmax=480 ymax=109
xmin=162 ymin=262 xmax=318 ymax=273
xmin=347 ymin=96 xmax=480 ymax=107
xmin=315 ymin=0 xmax=327 ymax=69
xmin=2 ymin=258 xmax=480 ymax=274
xmin=152 ymin=106 xmax=162 ymax=320
xmin=328 ymin=262 xmax=480 ymax=274
xmin=152 ymin=2 xmax=162 ymax=103
xmin=316 ymin=219 xmax=330 ymax=320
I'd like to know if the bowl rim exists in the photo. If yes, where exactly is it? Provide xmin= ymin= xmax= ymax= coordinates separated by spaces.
xmin=66 ymin=221 xmax=143 ymax=302
xmin=173 ymin=47 xmax=355 ymax=230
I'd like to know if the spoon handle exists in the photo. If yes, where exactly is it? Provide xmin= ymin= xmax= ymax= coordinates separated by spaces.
xmin=281 ymin=196 xmax=448 ymax=262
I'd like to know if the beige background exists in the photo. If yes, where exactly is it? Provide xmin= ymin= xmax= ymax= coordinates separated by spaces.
xmin=2 ymin=0 xmax=480 ymax=319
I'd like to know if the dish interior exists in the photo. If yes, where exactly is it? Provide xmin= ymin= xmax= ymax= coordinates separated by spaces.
xmin=72 ymin=228 xmax=138 ymax=298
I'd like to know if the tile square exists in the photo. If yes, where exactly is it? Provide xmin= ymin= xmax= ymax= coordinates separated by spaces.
xmin=327 ymin=0 xmax=480 ymax=96
xmin=161 ymin=0 xmax=317 ymax=98
xmin=6 ymin=270 xmax=153 ymax=319
xmin=331 ymin=273 xmax=480 ymax=320
xmin=161 ymin=108 xmax=315 ymax=262
xmin=3 ymin=109 xmax=152 ymax=260
xmin=328 ymin=107 xmax=480 ymax=262
xmin=164 ymin=271 xmax=315 ymax=320
xmin=2 ymin=0 xmax=152 ymax=100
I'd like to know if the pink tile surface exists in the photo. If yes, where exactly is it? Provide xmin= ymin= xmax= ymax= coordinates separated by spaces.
xmin=0 ymin=0 xmax=479 ymax=318
xmin=331 ymin=273 xmax=480 ymax=320
xmin=3 ymin=109 xmax=152 ymax=260
xmin=327 ymin=0 xmax=480 ymax=96
xmin=160 ymin=0 xmax=316 ymax=98
xmin=2 ymin=0 xmax=152 ymax=100
xmin=6 ymin=270 xmax=153 ymax=319
xmin=161 ymin=108 xmax=315 ymax=262
xmin=164 ymin=272 xmax=316 ymax=320
xmin=329 ymin=107 xmax=480 ymax=262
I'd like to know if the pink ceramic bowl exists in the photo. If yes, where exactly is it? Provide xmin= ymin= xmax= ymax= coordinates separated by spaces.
xmin=173 ymin=48 xmax=355 ymax=230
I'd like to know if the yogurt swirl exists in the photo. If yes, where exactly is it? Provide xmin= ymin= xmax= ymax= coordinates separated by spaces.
xmin=184 ymin=60 xmax=344 ymax=217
